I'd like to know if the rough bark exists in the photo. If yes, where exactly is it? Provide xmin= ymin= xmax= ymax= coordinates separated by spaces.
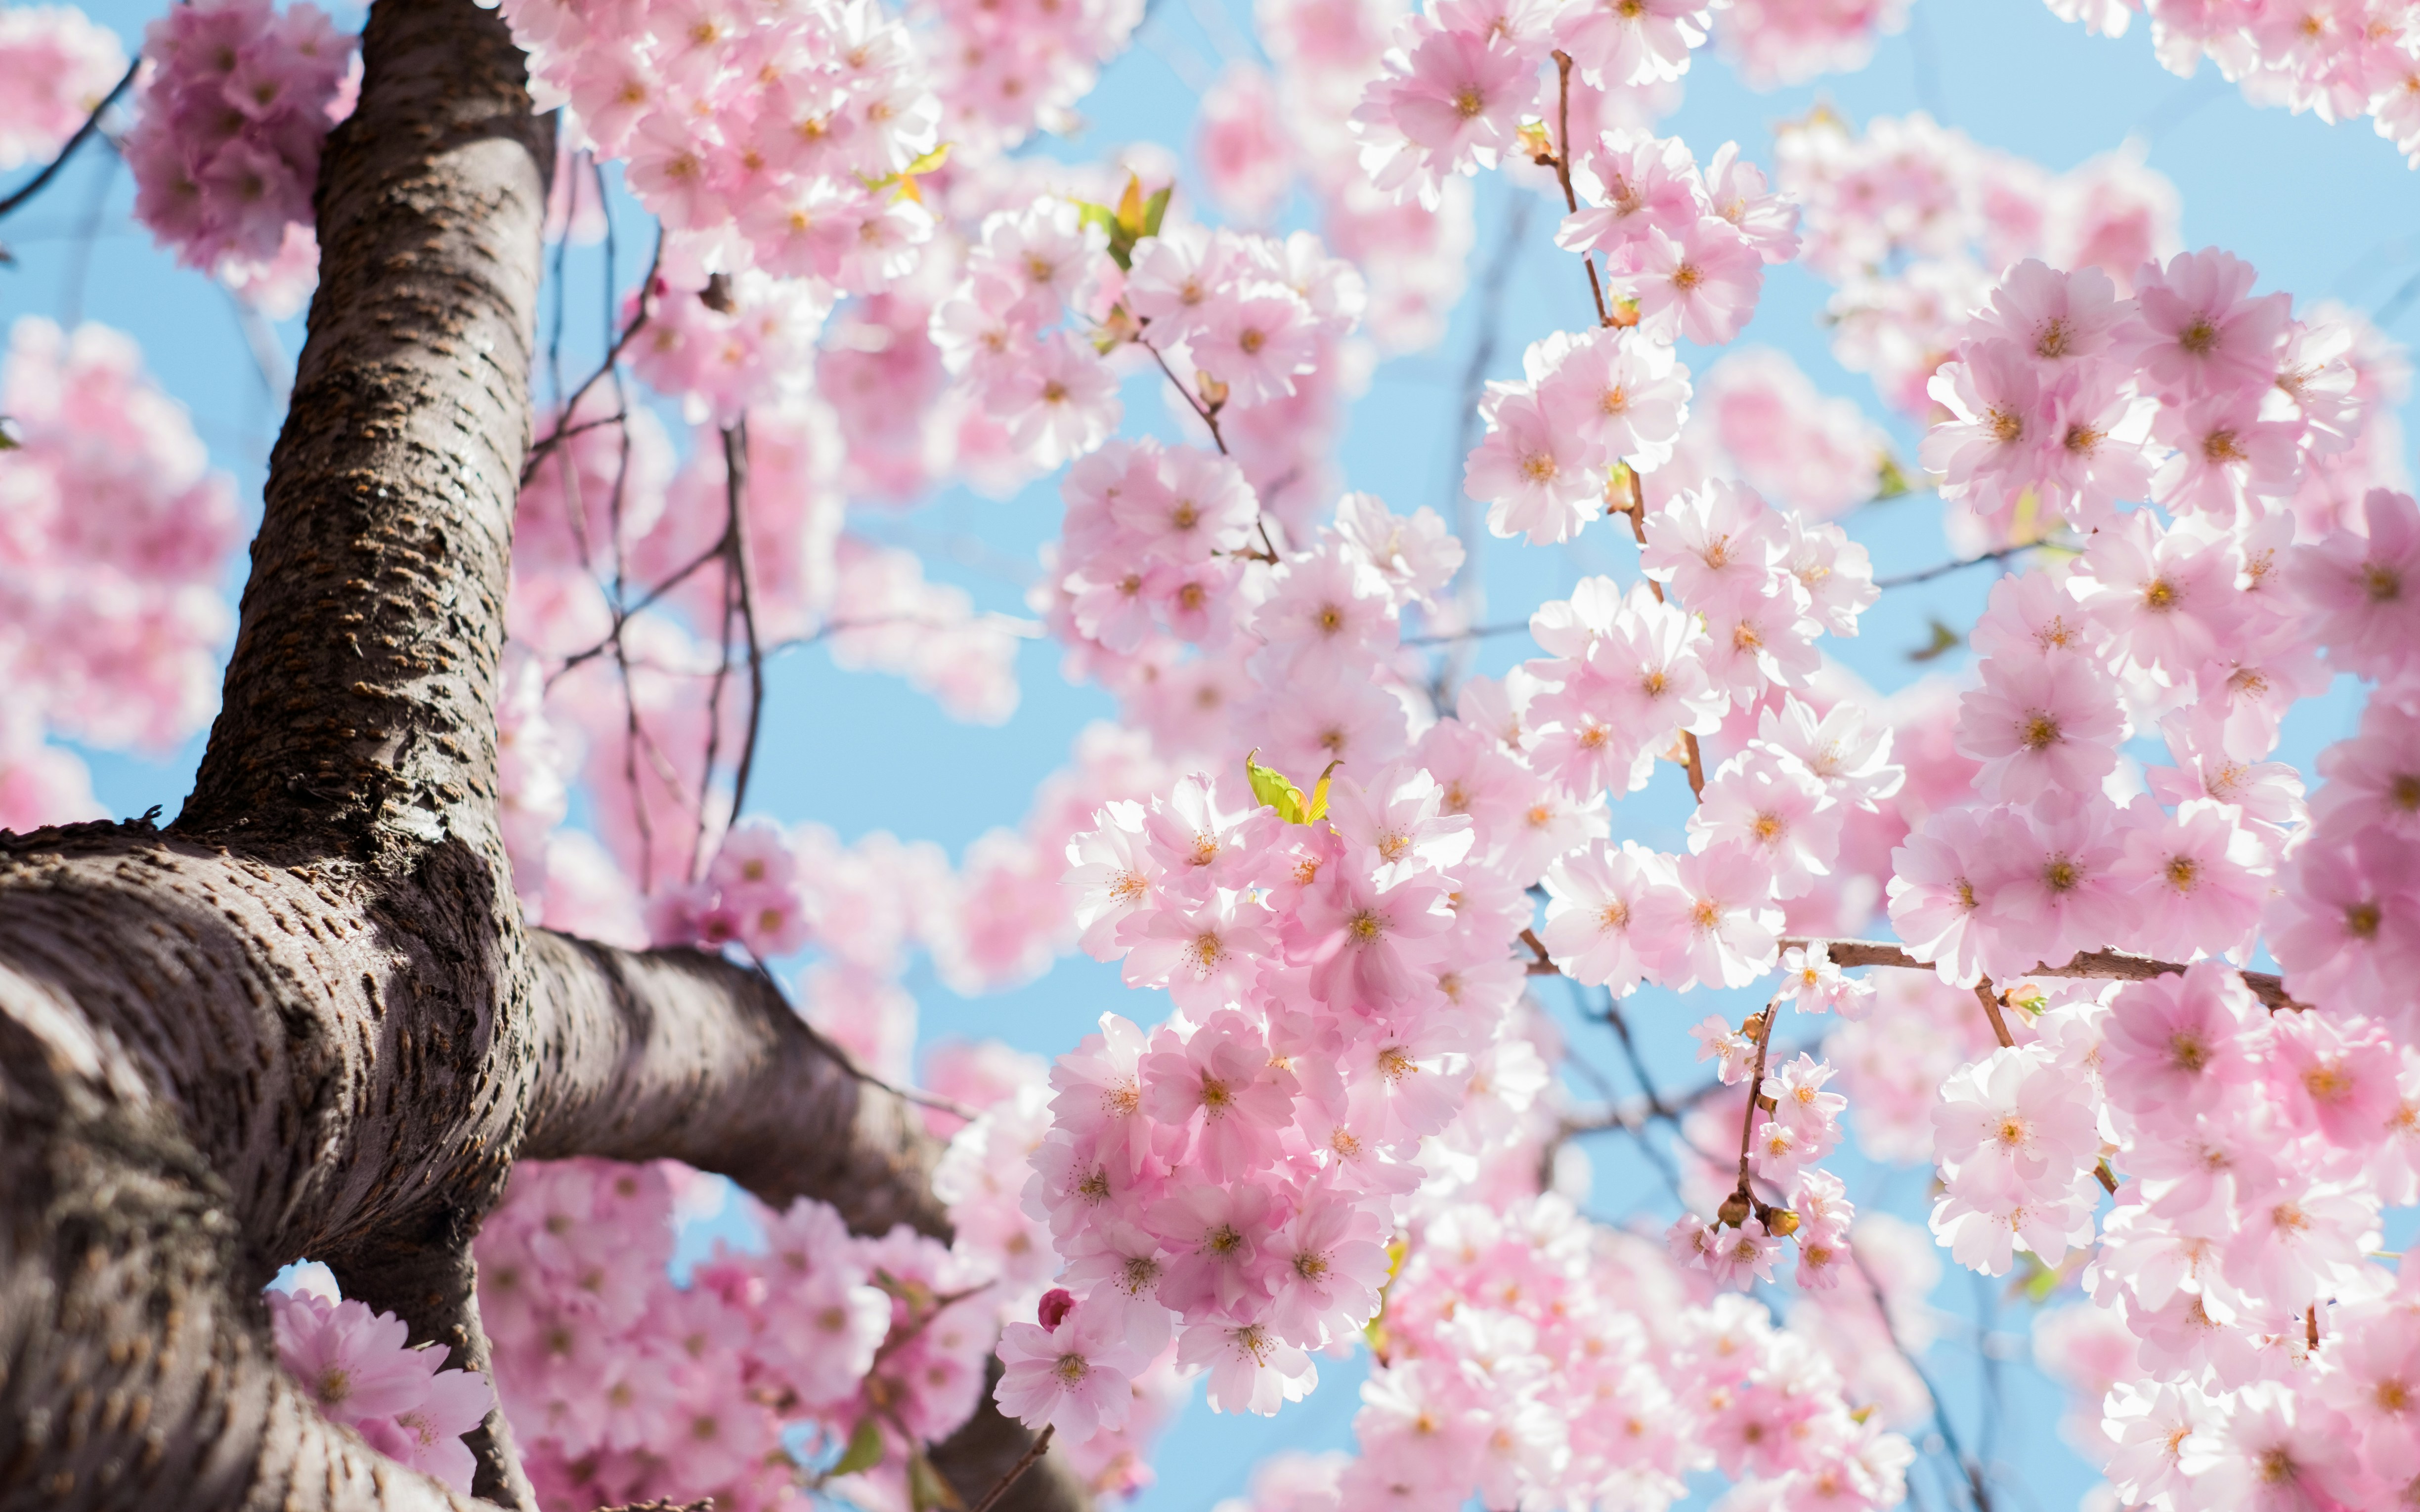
xmin=0 ymin=0 xmax=1084 ymax=1508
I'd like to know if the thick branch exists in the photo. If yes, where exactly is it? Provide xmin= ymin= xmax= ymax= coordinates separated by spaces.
xmin=1788 ymin=937 xmax=2300 ymax=1011
xmin=519 ymin=932 xmax=947 ymax=1237
xmin=178 ymin=0 xmax=553 ymax=865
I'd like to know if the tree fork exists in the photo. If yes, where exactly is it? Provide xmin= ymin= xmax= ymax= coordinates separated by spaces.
xmin=0 ymin=0 xmax=1082 ymax=1506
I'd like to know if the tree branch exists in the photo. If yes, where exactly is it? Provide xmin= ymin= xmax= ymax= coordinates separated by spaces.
xmin=0 ymin=57 xmax=139 ymax=227
xmin=519 ymin=932 xmax=947 ymax=1235
xmin=1782 ymin=937 xmax=2300 ymax=1011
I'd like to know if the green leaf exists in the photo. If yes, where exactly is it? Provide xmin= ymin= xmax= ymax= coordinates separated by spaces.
xmin=902 ymin=142 xmax=952 ymax=177
xmin=908 ymin=1446 xmax=967 ymax=1512
xmin=1906 ymin=618 xmax=1962 ymax=663
xmin=1077 ymin=175 xmax=1174 ymax=272
xmin=1245 ymin=749 xmax=1308 ymax=824
xmin=832 ymin=1418 xmax=886 ymax=1478
xmin=1873 ymin=452 xmax=1912 ymax=500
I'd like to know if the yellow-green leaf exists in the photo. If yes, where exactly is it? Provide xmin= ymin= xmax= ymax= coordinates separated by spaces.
xmin=1140 ymin=185 xmax=1171 ymax=239
xmin=901 ymin=142 xmax=952 ymax=177
xmin=1360 ymin=1233 xmax=1409 ymax=1361
xmin=1873 ymin=451 xmax=1912 ymax=501
xmin=1305 ymin=759 xmax=1342 ymax=824
xmin=831 ymin=1418 xmax=886 ymax=1478
xmin=1245 ymin=749 xmax=1309 ymax=824
xmin=2012 ymin=1251 xmax=2062 ymax=1305
xmin=1115 ymin=172 xmax=1147 ymax=235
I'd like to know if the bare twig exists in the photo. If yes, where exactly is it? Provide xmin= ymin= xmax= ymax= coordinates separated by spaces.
xmin=1519 ymin=926 xmax=1556 ymax=974
xmin=1731 ymin=1002 xmax=1778 ymax=1203
xmin=544 ymin=538 xmax=733 ymax=685
xmin=1874 ymin=541 xmax=2050 ymax=590
xmin=0 ymin=57 xmax=139 ymax=225
xmin=1403 ymin=620 xmax=1532 ymax=647
xmin=970 ymin=1425 xmax=1056 ymax=1512
xmin=1546 ymin=51 xmax=1611 ymax=328
xmin=724 ymin=421 xmax=767 ymax=824
xmin=1139 ymin=336 xmax=1227 ymax=456
xmin=1436 ymin=191 xmax=1535 ymax=704
xmin=1855 ymin=1255 xmax=1994 ymax=1512
xmin=1973 ymin=978 xmax=2016 ymax=1049
xmin=522 ymin=228 xmax=663 ymax=484
xmin=1616 ymin=467 xmax=1704 ymax=799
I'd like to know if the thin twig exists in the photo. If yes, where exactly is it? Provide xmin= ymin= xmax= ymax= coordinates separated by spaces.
xmin=0 ymin=57 xmax=139 ymax=224
xmin=1874 ymin=541 xmax=2047 ymax=590
xmin=545 ymin=538 xmax=734 ymax=685
xmin=968 ymin=1425 xmax=1056 ymax=1512
xmin=1139 ymin=336 xmax=1227 ymax=456
xmin=724 ymin=421 xmax=767 ymax=824
xmin=59 ymin=135 xmax=118 ymax=326
xmin=1976 ymin=975 xmax=2119 ymax=1194
xmin=522 ymin=229 xmax=663 ymax=484
xmin=1616 ymin=467 xmax=1704 ymax=798
xmin=1547 ymin=51 xmax=1611 ymax=328
xmin=1731 ymin=1001 xmax=1779 ymax=1201
xmin=692 ymin=434 xmax=741 ymax=881
xmin=1973 ymin=978 xmax=2016 ymax=1049
xmin=1519 ymin=927 xmax=1556 ymax=974
xmin=1404 ymin=620 xmax=1533 ymax=648
xmin=1855 ymin=1254 xmax=1994 ymax=1512
xmin=1436 ymin=190 xmax=1535 ymax=705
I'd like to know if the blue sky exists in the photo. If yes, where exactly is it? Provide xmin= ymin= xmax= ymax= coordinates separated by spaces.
xmin=8 ymin=1 xmax=2420 ymax=1510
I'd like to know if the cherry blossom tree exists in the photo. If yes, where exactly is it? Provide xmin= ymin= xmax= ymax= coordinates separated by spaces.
xmin=4 ymin=1 xmax=2420 ymax=1512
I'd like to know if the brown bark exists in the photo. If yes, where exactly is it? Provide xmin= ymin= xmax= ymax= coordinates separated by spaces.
xmin=0 ymin=0 xmax=1083 ymax=1508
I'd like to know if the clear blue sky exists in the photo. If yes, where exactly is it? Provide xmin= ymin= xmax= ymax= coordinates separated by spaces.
xmin=7 ymin=1 xmax=2417 ymax=1510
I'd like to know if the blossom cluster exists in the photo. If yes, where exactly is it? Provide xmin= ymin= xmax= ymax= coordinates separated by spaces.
xmin=1776 ymin=109 xmax=2185 ymax=422
xmin=1460 ymin=126 xmax=1797 ymax=543
xmin=474 ymin=1158 xmax=991 ymax=1512
xmin=494 ymin=0 xmax=941 ymax=285
xmin=124 ymin=0 xmax=355 ymax=309
xmin=1658 ymin=346 xmax=1898 ymax=521
xmin=1882 ymin=252 xmax=2411 ymax=1013
xmin=1349 ymin=0 xmax=1714 ymax=209
xmin=922 ymin=0 xmax=1143 ymax=150
xmin=0 ymin=2 xmax=124 ymax=169
xmin=1020 ymin=755 xmax=1529 ymax=1419
xmin=1200 ymin=0 xmax=1476 ymax=353
xmin=1936 ymin=962 xmax=2420 ymax=1511
xmin=1382 ymin=1204 xmax=1914 ymax=1510
xmin=2047 ymin=0 xmax=2420 ymax=168
xmin=0 ymin=317 xmax=238 ymax=825
xmin=1710 ymin=0 xmax=1908 ymax=88
xmin=264 ymin=1269 xmax=496 ymax=1494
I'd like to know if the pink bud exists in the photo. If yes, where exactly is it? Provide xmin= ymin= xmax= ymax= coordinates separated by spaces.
xmin=1037 ymin=1288 xmax=1075 ymax=1331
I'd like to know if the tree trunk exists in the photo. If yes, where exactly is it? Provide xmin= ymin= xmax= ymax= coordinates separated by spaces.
xmin=0 ymin=1 xmax=1084 ymax=1509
